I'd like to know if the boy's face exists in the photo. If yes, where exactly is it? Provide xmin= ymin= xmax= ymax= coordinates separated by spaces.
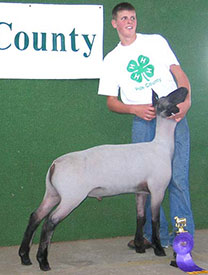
xmin=111 ymin=10 xmax=137 ymax=43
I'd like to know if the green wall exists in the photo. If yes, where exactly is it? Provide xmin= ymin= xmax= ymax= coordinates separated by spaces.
xmin=0 ymin=0 xmax=207 ymax=246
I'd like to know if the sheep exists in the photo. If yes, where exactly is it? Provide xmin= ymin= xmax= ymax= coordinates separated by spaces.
xmin=18 ymin=87 xmax=188 ymax=271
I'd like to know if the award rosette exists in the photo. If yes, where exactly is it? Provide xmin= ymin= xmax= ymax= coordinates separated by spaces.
xmin=173 ymin=221 xmax=208 ymax=274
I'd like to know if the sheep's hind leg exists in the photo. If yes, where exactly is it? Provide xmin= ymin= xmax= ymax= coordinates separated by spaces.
xmin=36 ymin=216 xmax=56 ymax=271
xmin=36 ymin=194 xmax=87 ymax=271
xmin=19 ymin=192 xmax=60 ymax=266
xmin=19 ymin=212 xmax=41 ymax=266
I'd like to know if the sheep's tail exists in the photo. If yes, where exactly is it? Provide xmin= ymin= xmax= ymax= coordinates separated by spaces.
xmin=45 ymin=163 xmax=58 ymax=197
xmin=49 ymin=163 xmax=55 ymax=183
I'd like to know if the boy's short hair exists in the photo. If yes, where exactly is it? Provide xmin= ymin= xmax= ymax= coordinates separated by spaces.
xmin=112 ymin=2 xmax=136 ymax=19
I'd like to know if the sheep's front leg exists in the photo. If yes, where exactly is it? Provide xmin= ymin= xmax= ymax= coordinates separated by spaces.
xmin=134 ymin=216 xmax=146 ymax=253
xmin=134 ymin=193 xmax=147 ymax=253
xmin=152 ymin=219 xmax=166 ymax=256
xmin=151 ymin=199 xmax=166 ymax=256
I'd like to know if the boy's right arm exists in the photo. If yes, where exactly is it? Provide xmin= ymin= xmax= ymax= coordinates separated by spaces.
xmin=107 ymin=96 xmax=156 ymax=121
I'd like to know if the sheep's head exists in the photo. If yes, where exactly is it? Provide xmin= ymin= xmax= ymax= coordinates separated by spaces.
xmin=152 ymin=87 xmax=188 ymax=118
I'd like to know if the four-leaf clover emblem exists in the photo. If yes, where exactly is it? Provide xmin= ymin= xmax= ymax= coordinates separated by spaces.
xmin=127 ymin=55 xmax=154 ymax=83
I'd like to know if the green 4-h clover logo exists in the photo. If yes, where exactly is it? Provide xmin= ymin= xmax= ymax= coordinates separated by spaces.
xmin=127 ymin=55 xmax=154 ymax=83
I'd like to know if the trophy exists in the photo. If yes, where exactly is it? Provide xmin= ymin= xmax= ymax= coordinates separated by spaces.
xmin=172 ymin=216 xmax=208 ymax=274
xmin=175 ymin=216 xmax=188 ymax=234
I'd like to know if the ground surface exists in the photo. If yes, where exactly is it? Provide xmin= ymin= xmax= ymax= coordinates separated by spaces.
xmin=0 ymin=230 xmax=208 ymax=275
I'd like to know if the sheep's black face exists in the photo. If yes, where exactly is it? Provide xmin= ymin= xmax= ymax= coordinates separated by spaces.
xmin=156 ymin=98 xmax=179 ymax=118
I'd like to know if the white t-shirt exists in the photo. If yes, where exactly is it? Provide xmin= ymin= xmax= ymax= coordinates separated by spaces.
xmin=98 ymin=33 xmax=179 ymax=104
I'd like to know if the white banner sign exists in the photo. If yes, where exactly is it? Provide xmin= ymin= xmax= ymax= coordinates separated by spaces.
xmin=0 ymin=3 xmax=103 ymax=79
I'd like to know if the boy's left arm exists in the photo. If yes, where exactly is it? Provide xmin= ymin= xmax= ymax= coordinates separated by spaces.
xmin=170 ymin=64 xmax=191 ymax=122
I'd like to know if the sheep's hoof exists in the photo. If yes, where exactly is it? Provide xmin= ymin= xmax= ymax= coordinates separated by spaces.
xmin=154 ymin=246 xmax=166 ymax=256
xmin=136 ymin=247 xmax=146 ymax=253
xmin=38 ymin=260 xmax=51 ymax=272
xmin=128 ymin=239 xmax=152 ymax=250
xmin=19 ymin=251 xmax=32 ymax=266
xmin=40 ymin=264 xmax=51 ymax=272
xmin=37 ymin=255 xmax=51 ymax=271
xmin=135 ymin=244 xmax=146 ymax=253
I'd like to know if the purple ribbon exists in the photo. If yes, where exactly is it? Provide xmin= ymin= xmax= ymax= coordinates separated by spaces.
xmin=173 ymin=232 xmax=208 ymax=273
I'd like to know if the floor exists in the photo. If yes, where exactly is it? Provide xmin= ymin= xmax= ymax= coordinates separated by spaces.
xmin=0 ymin=230 xmax=208 ymax=275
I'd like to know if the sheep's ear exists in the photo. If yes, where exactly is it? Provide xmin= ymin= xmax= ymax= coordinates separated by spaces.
xmin=152 ymin=89 xmax=159 ymax=106
xmin=167 ymin=87 xmax=188 ymax=105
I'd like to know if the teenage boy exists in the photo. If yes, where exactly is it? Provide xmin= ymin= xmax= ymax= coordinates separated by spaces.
xmin=98 ymin=2 xmax=194 ymax=248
